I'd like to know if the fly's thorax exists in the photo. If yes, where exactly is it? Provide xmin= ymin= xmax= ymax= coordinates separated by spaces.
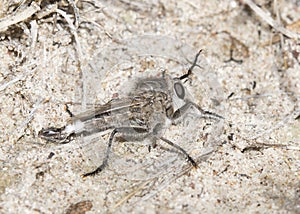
xmin=128 ymin=91 xmax=171 ymax=128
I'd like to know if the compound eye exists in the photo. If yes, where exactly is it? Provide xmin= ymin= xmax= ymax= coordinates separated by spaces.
xmin=174 ymin=82 xmax=185 ymax=99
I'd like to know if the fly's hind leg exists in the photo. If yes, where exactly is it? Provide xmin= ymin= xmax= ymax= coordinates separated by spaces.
xmin=82 ymin=126 xmax=149 ymax=177
xmin=82 ymin=129 xmax=117 ymax=177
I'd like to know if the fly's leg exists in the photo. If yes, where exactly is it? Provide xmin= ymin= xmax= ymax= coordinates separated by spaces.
xmin=165 ymin=102 xmax=223 ymax=167
xmin=82 ymin=127 xmax=149 ymax=177
xmin=160 ymin=137 xmax=197 ymax=168
xmin=151 ymin=123 xmax=197 ymax=168
xmin=64 ymin=103 xmax=74 ymax=117
xmin=171 ymin=101 xmax=224 ymax=121
xmin=81 ymin=129 xmax=117 ymax=177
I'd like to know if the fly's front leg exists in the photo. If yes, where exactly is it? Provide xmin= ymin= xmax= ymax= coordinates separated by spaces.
xmin=171 ymin=101 xmax=224 ymax=121
xmin=82 ymin=126 xmax=150 ymax=177
xmin=165 ymin=102 xmax=223 ymax=167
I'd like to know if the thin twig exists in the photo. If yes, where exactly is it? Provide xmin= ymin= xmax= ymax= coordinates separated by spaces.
xmin=55 ymin=9 xmax=87 ymax=110
xmin=0 ymin=2 xmax=40 ymax=31
xmin=66 ymin=0 xmax=80 ymax=29
xmin=249 ymin=107 xmax=300 ymax=140
xmin=0 ymin=66 xmax=37 ymax=91
xmin=243 ymin=0 xmax=300 ymax=40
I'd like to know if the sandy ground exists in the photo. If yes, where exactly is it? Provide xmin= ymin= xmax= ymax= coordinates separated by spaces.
xmin=0 ymin=0 xmax=299 ymax=213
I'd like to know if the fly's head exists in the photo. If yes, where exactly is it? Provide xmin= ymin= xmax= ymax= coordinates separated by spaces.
xmin=170 ymin=77 xmax=189 ymax=110
xmin=134 ymin=73 xmax=191 ymax=113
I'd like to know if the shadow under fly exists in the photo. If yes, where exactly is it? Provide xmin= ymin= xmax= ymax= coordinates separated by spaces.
xmin=38 ymin=50 xmax=223 ymax=177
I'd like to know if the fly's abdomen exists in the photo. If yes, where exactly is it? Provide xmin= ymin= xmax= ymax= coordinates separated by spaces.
xmin=38 ymin=126 xmax=74 ymax=143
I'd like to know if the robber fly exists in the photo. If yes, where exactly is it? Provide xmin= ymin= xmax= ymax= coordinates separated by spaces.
xmin=39 ymin=50 xmax=223 ymax=177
